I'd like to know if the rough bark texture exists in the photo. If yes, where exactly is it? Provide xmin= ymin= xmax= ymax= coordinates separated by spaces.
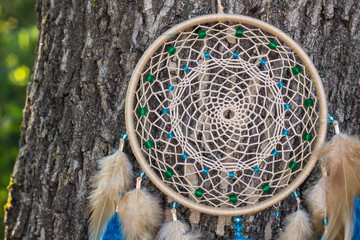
xmin=4 ymin=0 xmax=360 ymax=239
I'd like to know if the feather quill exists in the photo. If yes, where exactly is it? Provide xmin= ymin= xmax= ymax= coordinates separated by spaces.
xmin=318 ymin=134 xmax=360 ymax=240
xmin=156 ymin=220 xmax=201 ymax=240
xmin=117 ymin=181 xmax=162 ymax=240
xmin=278 ymin=210 xmax=314 ymax=240
xmin=88 ymin=149 xmax=133 ymax=240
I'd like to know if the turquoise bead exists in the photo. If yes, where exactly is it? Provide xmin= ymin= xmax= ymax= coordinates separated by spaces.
xmin=181 ymin=153 xmax=188 ymax=159
xmin=328 ymin=115 xmax=336 ymax=123
xmin=168 ymin=85 xmax=174 ymax=91
xmin=203 ymin=168 xmax=209 ymax=174
xmin=253 ymin=167 xmax=260 ymax=173
xmin=138 ymin=170 xmax=146 ymax=179
xmin=291 ymin=190 xmax=300 ymax=199
xmin=283 ymin=129 xmax=289 ymax=135
xmin=260 ymin=59 xmax=266 ymax=66
xmin=121 ymin=133 xmax=129 ymax=141
xmin=277 ymin=81 xmax=285 ymax=88
xmin=204 ymin=52 xmax=210 ymax=58
xmin=183 ymin=66 xmax=189 ymax=72
xmin=229 ymin=172 xmax=235 ymax=178
xmin=233 ymin=52 xmax=239 ymax=58
xmin=170 ymin=201 xmax=179 ymax=209
xmin=321 ymin=217 xmax=329 ymax=225
xmin=162 ymin=108 xmax=169 ymax=114
xmin=167 ymin=132 xmax=174 ymax=138
xmin=285 ymin=104 xmax=291 ymax=110
xmin=274 ymin=211 xmax=280 ymax=217
xmin=233 ymin=216 xmax=242 ymax=223
xmin=272 ymin=150 xmax=278 ymax=156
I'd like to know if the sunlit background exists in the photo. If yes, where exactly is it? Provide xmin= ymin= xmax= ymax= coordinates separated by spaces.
xmin=0 ymin=1 xmax=37 ymax=237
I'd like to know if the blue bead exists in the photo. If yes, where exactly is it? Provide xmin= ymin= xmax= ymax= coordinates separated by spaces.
xmin=183 ymin=66 xmax=189 ymax=72
xmin=260 ymin=59 xmax=266 ymax=66
xmin=284 ymin=104 xmax=291 ymax=110
xmin=181 ymin=153 xmax=188 ymax=159
xmin=162 ymin=108 xmax=169 ymax=114
xmin=167 ymin=132 xmax=174 ymax=138
xmin=291 ymin=190 xmax=300 ymax=199
xmin=203 ymin=168 xmax=209 ymax=174
xmin=328 ymin=115 xmax=336 ymax=123
xmin=272 ymin=150 xmax=278 ymax=157
xmin=283 ymin=129 xmax=290 ymax=135
xmin=233 ymin=216 xmax=242 ymax=223
xmin=121 ymin=133 xmax=129 ymax=141
xmin=274 ymin=211 xmax=280 ymax=217
xmin=168 ymin=85 xmax=174 ymax=91
xmin=233 ymin=52 xmax=239 ymax=59
xmin=170 ymin=201 xmax=179 ymax=209
xmin=204 ymin=52 xmax=210 ymax=58
xmin=138 ymin=170 xmax=147 ymax=179
xmin=253 ymin=166 xmax=260 ymax=173
xmin=277 ymin=81 xmax=285 ymax=88
xmin=229 ymin=172 xmax=235 ymax=178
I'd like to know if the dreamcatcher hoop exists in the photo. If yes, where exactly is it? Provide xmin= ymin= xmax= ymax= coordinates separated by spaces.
xmin=125 ymin=14 xmax=328 ymax=216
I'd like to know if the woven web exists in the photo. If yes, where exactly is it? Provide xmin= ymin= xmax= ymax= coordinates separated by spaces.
xmin=133 ymin=22 xmax=319 ymax=208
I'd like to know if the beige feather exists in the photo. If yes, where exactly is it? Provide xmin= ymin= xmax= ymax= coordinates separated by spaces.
xmin=305 ymin=176 xmax=327 ymax=237
xmin=317 ymin=134 xmax=360 ymax=240
xmin=88 ymin=150 xmax=133 ymax=240
xmin=118 ymin=187 xmax=162 ymax=240
xmin=278 ymin=210 xmax=314 ymax=240
xmin=156 ymin=220 xmax=201 ymax=240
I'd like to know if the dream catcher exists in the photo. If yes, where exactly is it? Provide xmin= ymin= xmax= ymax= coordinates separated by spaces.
xmin=88 ymin=1 xmax=360 ymax=240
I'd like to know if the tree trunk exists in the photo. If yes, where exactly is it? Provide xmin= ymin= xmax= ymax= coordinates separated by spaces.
xmin=4 ymin=0 xmax=360 ymax=239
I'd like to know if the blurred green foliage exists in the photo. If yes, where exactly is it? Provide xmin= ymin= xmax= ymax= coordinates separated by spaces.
xmin=0 ymin=0 xmax=37 ymax=237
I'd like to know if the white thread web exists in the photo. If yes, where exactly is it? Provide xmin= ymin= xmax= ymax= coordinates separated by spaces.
xmin=133 ymin=22 xmax=319 ymax=208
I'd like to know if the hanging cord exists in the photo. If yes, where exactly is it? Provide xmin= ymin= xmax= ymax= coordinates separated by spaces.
xmin=217 ymin=0 xmax=224 ymax=14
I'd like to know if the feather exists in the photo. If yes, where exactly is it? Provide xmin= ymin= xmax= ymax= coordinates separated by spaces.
xmin=352 ymin=196 xmax=360 ymax=240
xmin=318 ymin=134 xmax=360 ymax=240
xmin=278 ymin=210 xmax=314 ymax=240
xmin=305 ymin=176 xmax=327 ymax=237
xmin=118 ymin=187 xmax=162 ymax=240
xmin=88 ymin=150 xmax=133 ymax=240
xmin=102 ymin=212 xmax=123 ymax=240
xmin=156 ymin=220 xmax=201 ymax=240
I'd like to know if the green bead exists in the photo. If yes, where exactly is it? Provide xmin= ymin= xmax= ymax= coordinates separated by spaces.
xmin=165 ymin=169 xmax=174 ymax=178
xmin=144 ymin=140 xmax=154 ymax=149
xmin=235 ymin=27 xmax=244 ymax=37
xmin=145 ymin=74 xmax=155 ymax=83
xmin=229 ymin=194 xmax=238 ymax=204
xmin=167 ymin=45 xmax=176 ymax=55
xmin=289 ymin=161 xmax=298 ymax=170
xmin=292 ymin=65 xmax=302 ymax=75
xmin=195 ymin=188 xmax=203 ymax=198
xmin=304 ymin=98 xmax=314 ymax=107
xmin=268 ymin=41 xmax=277 ymax=50
xmin=262 ymin=184 xmax=271 ymax=193
xmin=198 ymin=29 xmax=206 ymax=39
xmin=303 ymin=133 xmax=313 ymax=141
xmin=138 ymin=107 xmax=148 ymax=116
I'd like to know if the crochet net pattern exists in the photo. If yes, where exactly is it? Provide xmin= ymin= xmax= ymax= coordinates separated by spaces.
xmin=131 ymin=21 xmax=320 ymax=210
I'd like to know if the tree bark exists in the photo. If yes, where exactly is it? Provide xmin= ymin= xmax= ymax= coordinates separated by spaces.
xmin=4 ymin=0 xmax=360 ymax=239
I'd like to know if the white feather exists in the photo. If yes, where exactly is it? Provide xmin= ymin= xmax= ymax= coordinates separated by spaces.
xmin=118 ymin=188 xmax=162 ymax=240
xmin=156 ymin=220 xmax=201 ymax=240
xmin=88 ymin=150 xmax=133 ymax=240
xmin=278 ymin=210 xmax=314 ymax=240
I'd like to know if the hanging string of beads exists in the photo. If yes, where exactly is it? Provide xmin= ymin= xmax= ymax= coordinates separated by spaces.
xmin=231 ymin=216 xmax=253 ymax=240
